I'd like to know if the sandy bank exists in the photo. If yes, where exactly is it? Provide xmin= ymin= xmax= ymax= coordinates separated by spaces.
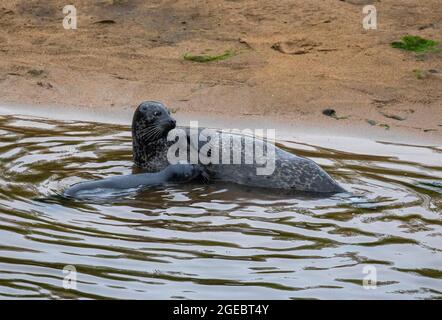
xmin=0 ymin=0 xmax=441 ymax=144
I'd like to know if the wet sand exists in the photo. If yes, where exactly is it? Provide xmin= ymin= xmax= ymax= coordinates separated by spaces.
xmin=0 ymin=0 xmax=441 ymax=142
xmin=1 ymin=102 xmax=440 ymax=146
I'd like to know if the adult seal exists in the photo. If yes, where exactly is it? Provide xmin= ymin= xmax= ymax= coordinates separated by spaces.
xmin=132 ymin=101 xmax=345 ymax=193
xmin=64 ymin=163 xmax=203 ymax=198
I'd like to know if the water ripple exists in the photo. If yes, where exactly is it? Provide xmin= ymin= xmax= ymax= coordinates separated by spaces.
xmin=0 ymin=114 xmax=440 ymax=299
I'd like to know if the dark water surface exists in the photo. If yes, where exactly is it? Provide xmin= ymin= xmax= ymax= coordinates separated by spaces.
xmin=0 ymin=114 xmax=441 ymax=299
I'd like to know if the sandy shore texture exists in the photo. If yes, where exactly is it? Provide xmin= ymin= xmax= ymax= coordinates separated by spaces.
xmin=0 ymin=0 xmax=441 ymax=141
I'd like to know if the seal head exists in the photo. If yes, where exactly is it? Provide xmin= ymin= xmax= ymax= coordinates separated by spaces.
xmin=132 ymin=101 xmax=177 ymax=171
xmin=132 ymin=101 xmax=176 ymax=143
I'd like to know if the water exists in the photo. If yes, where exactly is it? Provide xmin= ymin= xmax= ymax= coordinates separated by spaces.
xmin=0 ymin=113 xmax=441 ymax=299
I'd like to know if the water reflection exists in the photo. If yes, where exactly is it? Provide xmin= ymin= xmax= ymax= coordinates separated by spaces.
xmin=0 ymin=114 xmax=440 ymax=299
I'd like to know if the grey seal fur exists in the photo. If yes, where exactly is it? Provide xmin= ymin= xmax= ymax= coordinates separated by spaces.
xmin=132 ymin=101 xmax=345 ymax=193
xmin=64 ymin=163 xmax=203 ymax=198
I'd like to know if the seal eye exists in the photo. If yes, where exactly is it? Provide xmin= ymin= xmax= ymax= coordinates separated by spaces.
xmin=153 ymin=111 xmax=162 ymax=117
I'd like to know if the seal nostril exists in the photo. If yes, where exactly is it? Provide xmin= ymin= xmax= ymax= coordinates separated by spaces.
xmin=169 ymin=119 xmax=176 ymax=128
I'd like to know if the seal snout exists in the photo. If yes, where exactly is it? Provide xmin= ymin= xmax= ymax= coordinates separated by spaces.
xmin=158 ymin=118 xmax=176 ymax=133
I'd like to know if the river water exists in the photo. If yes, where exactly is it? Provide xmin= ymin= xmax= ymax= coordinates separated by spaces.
xmin=0 ymin=113 xmax=440 ymax=299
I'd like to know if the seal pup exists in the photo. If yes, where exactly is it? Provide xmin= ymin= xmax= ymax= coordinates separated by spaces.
xmin=132 ymin=101 xmax=345 ymax=193
xmin=64 ymin=163 xmax=203 ymax=198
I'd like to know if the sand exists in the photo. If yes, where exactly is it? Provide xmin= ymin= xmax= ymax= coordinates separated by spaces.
xmin=0 ymin=0 xmax=441 ymax=142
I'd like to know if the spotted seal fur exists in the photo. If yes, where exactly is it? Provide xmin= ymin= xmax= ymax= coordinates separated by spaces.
xmin=132 ymin=101 xmax=345 ymax=193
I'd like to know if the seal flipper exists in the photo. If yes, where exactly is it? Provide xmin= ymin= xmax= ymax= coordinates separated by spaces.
xmin=64 ymin=164 xmax=203 ymax=199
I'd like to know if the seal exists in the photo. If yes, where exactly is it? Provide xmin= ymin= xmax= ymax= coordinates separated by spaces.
xmin=64 ymin=163 xmax=203 ymax=198
xmin=132 ymin=101 xmax=345 ymax=193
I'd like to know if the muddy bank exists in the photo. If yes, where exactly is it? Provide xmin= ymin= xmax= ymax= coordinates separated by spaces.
xmin=0 ymin=0 xmax=441 ymax=140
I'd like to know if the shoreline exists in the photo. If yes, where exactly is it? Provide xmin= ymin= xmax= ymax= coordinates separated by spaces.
xmin=1 ymin=102 xmax=441 ymax=147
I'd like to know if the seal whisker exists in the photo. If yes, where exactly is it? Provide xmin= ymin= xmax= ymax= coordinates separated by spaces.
xmin=140 ymin=128 xmax=156 ymax=137
xmin=141 ymin=126 xmax=163 ymax=141
xmin=141 ymin=131 xmax=157 ymax=141
xmin=151 ymin=129 xmax=163 ymax=141
xmin=140 ymin=126 xmax=160 ymax=139
xmin=139 ymin=126 xmax=157 ymax=135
